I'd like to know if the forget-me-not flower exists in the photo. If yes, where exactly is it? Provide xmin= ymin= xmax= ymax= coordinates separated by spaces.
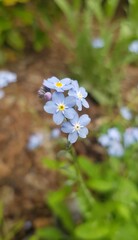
xmin=124 ymin=127 xmax=138 ymax=147
xmin=0 ymin=71 xmax=17 ymax=88
xmin=91 ymin=38 xmax=104 ymax=49
xmin=68 ymin=80 xmax=89 ymax=111
xmin=27 ymin=133 xmax=44 ymax=150
xmin=43 ymin=76 xmax=72 ymax=92
xmin=128 ymin=40 xmax=138 ymax=54
xmin=107 ymin=127 xmax=121 ymax=142
xmin=98 ymin=134 xmax=111 ymax=147
xmin=44 ymin=92 xmax=76 ymax=125
xmin=120 ymin=106 xmax=132 ymax=120
xmin=61 ymin=113 xmax=91 ymax=144
xmin=107 ymin=142 xmax=124 ymax=157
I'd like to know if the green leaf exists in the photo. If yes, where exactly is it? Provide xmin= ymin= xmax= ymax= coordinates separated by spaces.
xmin=6 ymin=30 xmax=25 ymax=50
xmin=75 ymin=221 xmax=110 ymax=239
xmin=88 ymin=179 xmax=116 ymax=193
xmin=35 ymin=227 xmax=62 ymax=240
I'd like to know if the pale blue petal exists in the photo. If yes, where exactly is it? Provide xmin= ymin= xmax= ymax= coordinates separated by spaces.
xmin=70 ymin=112 xmax=79 ymax=124
xmin=44 ymin=101 xmax=56 ymax=114
xmin=62 ymin=85 xmax=72 ymax=90
xmin=79 ymin=114 xmax=91 ymax=126
xmin=65 ymin=96 xmax=76 ymax=107
xmin=43 ymin=80 xmax=54 ymax=89
xmin=48 ymin=76 xmax=59 ymax=83
xmin=55 ymin=87 xmax=64 ymax=92
xmin=52 ymin=92 xmax=64 ymax=103
xmin=79 ymin=127 xmax=88 ymax=138
xmin=68 ymin=89 xmax=76 ymax=96
xmin=82 ymin=98 xmax=89 ymax=108
xmin=80 ymin=87 xmax=88 ymax=97
xmin=76 ymin=100 xmax=82 ymax=111
xmin=72 ymin=80 xmax=79 ymax=90
xmin=68 ymin=132 xmax=78 ymax=144
xmin=61 ymin=78 xmax=71 ymax=85
xmin=53 ymin=111 xmax=64 ymax=125
xmin=61 ymin=122 xmax=73 ymax=133
xmin=64 ymin=108 xmax=76 ymax=119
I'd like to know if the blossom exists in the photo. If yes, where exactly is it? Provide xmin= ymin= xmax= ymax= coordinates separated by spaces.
xmin=91 ymin=38 xmax=104 ymax=49
xmin=68 ymin=80 xmax=89 ymax=111
xmin=120 ymin=106 xmax=132 ymax=120
xmin=0 ymin=71 xmax=17 ymax=88
xmin=107 ymin=142 xmax=124 ymax=157
xmin=51 ymin=128 xmax=61 ymax=139
xmin=124 ymin=127 xmax=138 ymax=147
xmin=128 ymin=40 xmax=138 ymax=54
xmin=98 ymin=134 xmax=110 ymax=147
xmin=27 ymin=133 xmax=44 ymax=150
xmin=44 ymin=92 xmax=76 ymax=125
xmin=61 ymin=113 xmax=91 ymax=144
xmin=107 ymin=127 xmax=121 ymax=142
xmin=43 ymin=76 xmax=72 ymax=92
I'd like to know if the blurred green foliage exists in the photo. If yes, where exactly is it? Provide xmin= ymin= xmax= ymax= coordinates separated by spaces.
xmin=0 ymin=0 xmax=59 ymax=63
xmin=30 ymin=141 xmax=138 ymax=240
xmin=54 ymin=0 xmax=138 ymax=106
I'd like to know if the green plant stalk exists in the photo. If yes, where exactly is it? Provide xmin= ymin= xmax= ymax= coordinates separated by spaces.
xmin=67 ymin=144 xmax=94 ymax=209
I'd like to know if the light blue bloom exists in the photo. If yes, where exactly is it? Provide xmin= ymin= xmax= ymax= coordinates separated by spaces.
xmin=98 ymin=134 xmax=110 ymax=147
xmin=44 ymin=92 xmax=76 ymax=125
xmin=27 ymin=133 xmax=44 ymax=150
xmin=107 ymin=142 xmax=124 ymax=157
xmin=43 ymin=76 xmax=72 ymax=92
xmin=61 ymin=113 xmax=91 ymax=144
xmin=68 ymin=80 xmax=89 ymax=111
xmin=124 ymin=127 xmax=138 ymax=147
xmin=128 ymin=40 xmax=138 ymax=53
xmin=51 ymin=128 xmax=61 ymax=139
xmin=0 ymin=71 xmax=17 ymax=88
xmin=107 ymin=127 xmax=121 ymax=142
xmin=120 ymin=106 xmax=132 ymax=120
xmin=91 ymin=38 xmax=104 ymax=49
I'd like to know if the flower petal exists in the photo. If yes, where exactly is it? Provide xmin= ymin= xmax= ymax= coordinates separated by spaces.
xmin=79 ymin=114 xmax=91 ymax=126
xmin=68 ymin=132 xmax=78 ymax=144
xmin=76 ymin=100 xmax=82 ymax=111
xmin=52 ymin=92 xmax=64 ymax=103
xmin=82 ymin=98 xmax=89 ymax=108
xmin=48 ymin=76 xmax=59 ymax=83
xmin=61 ymin=122 xmax=73 ymax=133
xmin=80 ymin=87 xmax=88 ymax=97
xmin=43 ymin=80 xmax=54 ymax=89
xmin=44 ymin=101 xmax=56 ymax=114
xmin=53 ymin=111 xmax=64 ymax=125
xmin=79 ymin=127 xmax=88 ymax=138
xmin=70 ymin=112 xmax=79 ymax=124
xmin=64 ymin=108 xmax=76 ymax=119
xmin=61 ymin=78 xmax=71 ymax=85
xmin=65 ymin=96 xmax=76 ymax=107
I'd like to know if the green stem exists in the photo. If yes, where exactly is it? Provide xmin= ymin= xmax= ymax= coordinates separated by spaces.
xmin=67 ymin=145 xmax=94 ymax=209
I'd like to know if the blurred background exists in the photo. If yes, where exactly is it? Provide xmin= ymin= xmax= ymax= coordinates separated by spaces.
xmin=0 ymin=0 xmax=138 ymax=239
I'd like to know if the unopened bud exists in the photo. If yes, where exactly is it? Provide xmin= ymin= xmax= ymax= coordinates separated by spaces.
xmin=44 ymin=92 xmax=52 ymax=101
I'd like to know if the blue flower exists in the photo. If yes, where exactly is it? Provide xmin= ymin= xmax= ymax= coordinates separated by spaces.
xmin=43 ymin=76 xmax=72 ymax=92
xmin=61 ymin=113 xmax=91 ymax=144
xmin=27 ymin=133 xmax=44 ymax=150
xmin=91 ymin=38 xmax=104 ymax=49
xmin=44 ymin=92 xmax=76 ymax=125
xmin=107 ymin=127 xmax=121 ymax=142
xmin=120 ymin=106 xmax=132 ymax=120
xmin=98 ymin=134 xmax=110 ymax=147
xmin=68 ymin=80 xmax=89 ymax=111
xmin=124 ymin=127 xmax=138 ymax=147
xmin=128 ymin=40 xmax=138 ymax=54
xmin=0 ymin=71 xmax=17 ymax=88
xmin=107 ymin=142 xmax=124 ymax=157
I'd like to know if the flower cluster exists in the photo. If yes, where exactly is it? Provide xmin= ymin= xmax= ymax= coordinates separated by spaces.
xmin=98 ymin=127 xmax=138 ymax=157
xmin=39 ymin=76 xmax=91 ymax=144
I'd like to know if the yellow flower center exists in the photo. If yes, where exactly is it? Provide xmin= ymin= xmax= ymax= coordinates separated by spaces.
xmin=55 ymin=81 xmax=63 ymax=88
xmin=74 ymin=123 xmax=81 ymax=131
xmin=58 ymin=103 xmax=65 ymax=111
xmin=77 ymin=91 xmax=83 ymax=99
